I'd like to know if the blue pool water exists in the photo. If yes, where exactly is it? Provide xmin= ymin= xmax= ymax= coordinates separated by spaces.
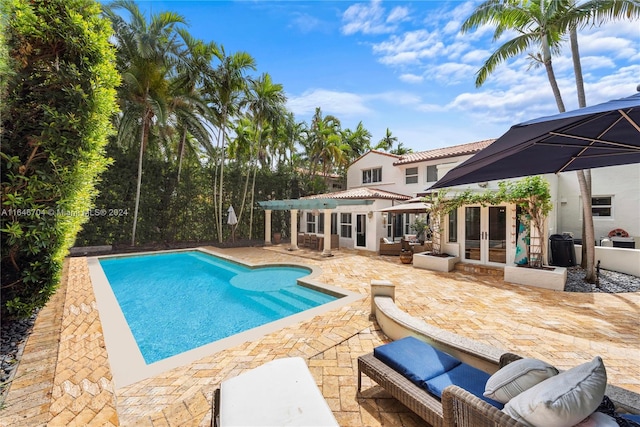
xmin=99 ymin=251 xmax=337 ymax=364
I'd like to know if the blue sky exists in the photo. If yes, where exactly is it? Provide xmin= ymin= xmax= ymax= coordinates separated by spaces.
xmin=135 ymin=0 xmax=640 ymax=152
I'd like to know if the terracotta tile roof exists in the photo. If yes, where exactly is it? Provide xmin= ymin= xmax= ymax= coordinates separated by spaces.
xmin=393 ymin=139 xmax=495 ymax=165
xmin=350 ymin=149 xmax=401 ymax=165
xmin=301 ymin=187 xmax=410 ymax=201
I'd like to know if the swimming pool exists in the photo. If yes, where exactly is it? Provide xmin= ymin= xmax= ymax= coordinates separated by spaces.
xmin=99 ymin=251 xmax=335 ymax=364
xmin=88 ymin=248 xmax=362 ymax=387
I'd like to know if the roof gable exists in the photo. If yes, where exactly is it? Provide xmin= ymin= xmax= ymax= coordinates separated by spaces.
xmin=394 ymin=139 xmax=495 ymax=165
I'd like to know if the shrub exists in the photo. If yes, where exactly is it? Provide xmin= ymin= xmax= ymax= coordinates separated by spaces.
xmin=0 ymin=0 xmax=119 ymax=320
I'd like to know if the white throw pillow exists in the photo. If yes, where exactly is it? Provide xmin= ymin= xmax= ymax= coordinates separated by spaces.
xmin=503 ymin=356 xmax=607 ymax=427
xmin=383 ymin=237 xmax=391 ymax=244
xmin=572 ymin=412 xmax=619 ymax=427
xmin=484 ymin=358 xmax=559 ymax=403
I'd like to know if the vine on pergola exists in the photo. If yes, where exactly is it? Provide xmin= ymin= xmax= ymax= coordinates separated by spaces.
xmin=426 ymin=176 xmax=552 ymax=266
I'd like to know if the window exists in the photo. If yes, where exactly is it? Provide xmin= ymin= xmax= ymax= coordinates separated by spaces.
xmin=426 ymin=165 xmax=438 ymax=182
xmin=592 ymin=196 xmax=612 ymax=217
xmin=318 ymin=213 xmax=324 ymax=233
xmin=448 ymin=209 xmax=458 ymax=242
xmin=362 ymin=167 xmax=382 ymax=184
xmin=340 ymin=213 xmax=352 ymax=238
xmin=405 ymin=167 xmax=418 ymax=184
xmin=331 ymin=213 xmax=338 ymax=235
xmin=386 ymin=213 xmax=392 ymax=237
xmin=306 ymin=212 xmax=316 ymax=233
xmin=404 ymin=213 xmax=411 ymax=235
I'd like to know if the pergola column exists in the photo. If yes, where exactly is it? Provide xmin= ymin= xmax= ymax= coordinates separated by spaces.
xmin=290 ymin=209 xmax=299 ymax=250
xmin=264 ymin=209 xmax=272 ymax=245
xmin=322 ymin=208 xmax=332 ymax=257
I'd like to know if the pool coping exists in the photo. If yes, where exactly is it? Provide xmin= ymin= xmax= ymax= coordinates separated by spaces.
xmin=88 ymin=247 xmax=364 ymax=388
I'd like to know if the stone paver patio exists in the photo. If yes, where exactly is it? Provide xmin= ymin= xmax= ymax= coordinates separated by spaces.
xmin=2 ymin=246 xmax=638 ymax=426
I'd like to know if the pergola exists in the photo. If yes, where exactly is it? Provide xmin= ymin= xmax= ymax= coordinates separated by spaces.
xmin=258 ymin=198 xmax=373 ymax=256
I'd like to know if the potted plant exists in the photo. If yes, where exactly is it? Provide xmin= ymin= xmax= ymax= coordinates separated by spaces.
xmin=413 ymin=192 xmax=461 ymax=272
xmin=410 ymin=216 xmax=429 ymax=245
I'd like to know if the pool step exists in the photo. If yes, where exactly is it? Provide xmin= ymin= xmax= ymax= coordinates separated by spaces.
xmin=281 ymin=286 xmax=328 ymax=307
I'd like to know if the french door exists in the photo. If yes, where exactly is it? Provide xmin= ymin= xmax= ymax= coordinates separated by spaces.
xmin=356 ymin=214 xmax=367 ymax=247
xmin=464 ymin=205 xmax=507 ymax=264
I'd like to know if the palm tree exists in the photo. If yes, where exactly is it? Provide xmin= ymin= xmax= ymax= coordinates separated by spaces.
xmin=549 ymin=0 xmax=640 ymax=278
xmin=462 ymin=0 xmax=640 ymax=282
xmin=206 ymin=47 xmax=255 ymax=242
xmin=303 ymin=108 xmax=344 ymax=180
xmin=172 ymin=30 xmax=218 ymax=182
xmin=104 ymin=0 xmax=188 ymax=245
xmin=342 ymin=121 xmax=372 ymax=166
xmin=390 ymin=142 xmax=413 ymax=155
xmin=374 ymin=128 xmax=397 ymax=152
xmin=461 ymin=0 xmax=567 ymax=112
xmin=245 ymin=73 xmax=286 ymax=238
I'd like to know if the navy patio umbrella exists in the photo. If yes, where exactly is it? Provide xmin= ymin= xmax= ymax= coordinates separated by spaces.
xmin=431 ymin=92 xmax=640 ymax=189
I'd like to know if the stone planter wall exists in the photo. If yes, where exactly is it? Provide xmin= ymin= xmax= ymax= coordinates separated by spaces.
xmin=504 ymin=265 xmax=567 ymax=291
xmin=413 ymin=252 xmax=460 ymax=272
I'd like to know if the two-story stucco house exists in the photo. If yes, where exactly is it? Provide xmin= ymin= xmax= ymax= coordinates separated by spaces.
xmin=260 ymin=140 xmax=639 ymax=272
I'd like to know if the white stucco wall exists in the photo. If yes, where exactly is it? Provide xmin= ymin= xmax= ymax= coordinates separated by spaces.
xmin=555 ymin=164 xmax=640 ymax=242
xmin=347 ymin=151 xmax=476 ymax=197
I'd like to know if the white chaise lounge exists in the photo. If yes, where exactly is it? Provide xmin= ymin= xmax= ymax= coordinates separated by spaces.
xmin=213 ymin=357 xmax=338 ymax=427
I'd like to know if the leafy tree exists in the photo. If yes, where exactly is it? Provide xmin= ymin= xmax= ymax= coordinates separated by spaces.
xmin=374 ymin=128 xmax=397 ymax=151
xmin=461 ymin=0 xmax=567 ymax=111
xmin=390 ymin=142 xmax=413 ymax=155
xmin=1 ymin=0 xmax=119 ymax=319
xmin=342 ymin=121 xmax=372 ymax=164
xmin=207 ymin=47 xmax=255 ymax=242
xmin=104 ymin=0 xmax=188 ymax=246
xmin=245 ymin=73 xmax=286 ymax=238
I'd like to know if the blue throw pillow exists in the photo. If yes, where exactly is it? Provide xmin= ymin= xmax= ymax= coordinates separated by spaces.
xmin=374 ymin=336 xmax=461 ymax=389
xmin=425 ymin=363 xmax=503 ymax=409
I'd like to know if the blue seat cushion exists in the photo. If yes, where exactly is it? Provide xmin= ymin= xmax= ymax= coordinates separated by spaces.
xmin=373 ymin=336 xmax=461 ymax=389
xmin=621 ymin=413 xmax=640 ymax=423
xmin=425 ymin=363 xmax=503 ymax=409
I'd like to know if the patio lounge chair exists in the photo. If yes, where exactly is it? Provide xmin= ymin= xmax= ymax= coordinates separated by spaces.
xmin=379 ymin=238 xmax=403 ymax=256
xmin=358 ymin=337 xmax=524 ymax=427
xmin=358 ymin=336 xmax=640 ymax=427
xmin=213 ymin=357 xmax=338 ymax=427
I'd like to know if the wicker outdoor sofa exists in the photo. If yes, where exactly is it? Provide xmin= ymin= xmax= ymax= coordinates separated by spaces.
xmin=359 ymin=281 xmax=640 ymax=427
xmin=358 ymin=348 xmax=526 ymax=427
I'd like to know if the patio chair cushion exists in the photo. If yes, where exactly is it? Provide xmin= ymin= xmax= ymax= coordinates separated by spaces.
xmin=425 ymin=363 xmax=503 ymax=409
xmin=373 ymin=336 xmax=461 ymax=389
xmin=621 ymin=413 xmax=640 ymax=423
xmin=503 ymin=356 xmax=607 ymax=427
xmin=484 ymin=358 xmax=559 ymax=403
xmin=575 ymin=412 xmax=618 ymax=426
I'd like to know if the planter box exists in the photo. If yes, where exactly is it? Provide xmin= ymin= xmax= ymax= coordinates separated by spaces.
xmin=413 ymin=252 xmax=460 ymax=272
xmin=504 ymin=265 xmax=567 ymax=291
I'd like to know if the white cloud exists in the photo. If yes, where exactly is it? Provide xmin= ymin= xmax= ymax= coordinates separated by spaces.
xmin=373 ymin=30 xmax=444 ymax=65
xmin=399 ymin=73 xmax=424 ymax=84
xmin=290 ymin=13 xmax=325 ymax=34
xmin=286 ymin=89 xmax=372 ymax=118
xmin=368 ymin=91 xmax=422 ymax=106
xmin=387 ymin=6 xmax=410 ymax=24
xmin=341 ymin=0 xmax=396 ymax=35
xmin=429 ymin=62 xmax=478 ymax=86
xmin=460 ymin=48 xmax=491 ymax=64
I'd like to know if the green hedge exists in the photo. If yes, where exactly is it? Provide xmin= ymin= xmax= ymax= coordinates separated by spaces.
xmin=1 ymin=0 xmax=119 ymax=319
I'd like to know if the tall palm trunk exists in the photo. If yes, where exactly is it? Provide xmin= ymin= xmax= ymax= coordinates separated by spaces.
xmin=570 ymin=27 xmax=586 ymax=108
xmin=577 ymin=170 xmax=595 ymax=282
xmin=541 ymin=38 xmax=565 ymax=112
xmin=177 ymin=127 xmax=187 ymax=183
xmin=217 ymin=108 xmax=228 ymax=243
xmin=131 ymin=105 xmax=151 ymax=246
